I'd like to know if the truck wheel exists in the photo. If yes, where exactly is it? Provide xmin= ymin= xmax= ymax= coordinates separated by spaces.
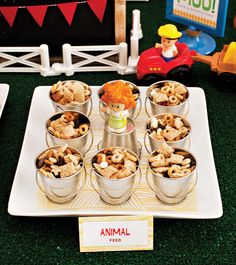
xmin=167 ymin=66 xmax=192 ymax=85
xmin=218 ymin=72 xmax=236 ymax=89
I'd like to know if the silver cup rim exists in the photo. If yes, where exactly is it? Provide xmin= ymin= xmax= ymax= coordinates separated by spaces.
xmin=46 ymin=110 xmax=91 ymax=141
xmin=145 ymin=113 xmax=191 ymax=144
xmin=98 ymin=79 xmax=140 ymax=104
xmin=146 ymin=80 xmax=189 ymax=108
xmin=91 ymin=146 xmax=140 ymax=182
xmin=35 ymin=145 xmax=84 ymax=180
xmin=148 ymin=147 xmax=197 ymax=181
xmin=49 ymin=80 xmax=92 ymax=107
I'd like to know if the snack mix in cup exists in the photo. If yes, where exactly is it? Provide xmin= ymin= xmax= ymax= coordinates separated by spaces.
xmin=92 ymin=147 xmax=139 ymax=179
xmin=50 ymin=80 xmax=91 ymax=106
xmin=47 ymin=111 xmax=89 ymax=140
xmin=149 ymin=81 xmax=188 ymax=106
xmin=36 ymin=145 xmax=83 ymax=179
xmin=147 ymin=113 xmax=190 ymax=142
xmin=149 ymin=142 xmax=196 ymax=179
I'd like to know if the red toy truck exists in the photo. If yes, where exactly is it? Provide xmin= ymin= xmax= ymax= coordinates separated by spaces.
xmin=136 ymin=42 xmax=196 ymax=84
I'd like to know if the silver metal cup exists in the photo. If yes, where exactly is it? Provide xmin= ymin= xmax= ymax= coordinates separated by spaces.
xmin=144 ymin=113 xmax=191 ymax=153
xmin=145 ymin=80 xmax=189 ymax=117
xmin=147 ymin=148 xmax=197 ymax=204
xmin=35 ymin=146 xmax=85 ymax=203
xmin=91 ymin=147 xmax=141 ymax=204
xmin=99 ymin=117 xmax=141 ymax=157
xmin=98 ymin=80 xmax=142 ymax=120
xmin=46 ymin=111 xmax=93 ymax=155
xmin=49 ymin=80 xmax=92 ymax=116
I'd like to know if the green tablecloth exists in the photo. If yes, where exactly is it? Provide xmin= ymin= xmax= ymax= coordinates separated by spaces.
xmin=0 ymin=1 xmax=235 ymax=264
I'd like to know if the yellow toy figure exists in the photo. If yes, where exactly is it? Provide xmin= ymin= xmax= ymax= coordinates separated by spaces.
xmin=101 ymin=81 xmax=136 ymax=134
xmin=155 ymin=24 xmax=182 ymax=62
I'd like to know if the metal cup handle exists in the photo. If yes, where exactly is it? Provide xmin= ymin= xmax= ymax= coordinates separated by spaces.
xmin=133 ymin=97 xmax=142 ymax=120
xmin=146 ymin=166 xmax=198 ymax=197
xmin=56 ymin=105 xmax=64 ymax=113
xmin=45 ymin=131 xmax=51 ymax=147
xmin=99 ymin=101 xmax=106 ymax=120
xmin=144 ymin=97 xmax=152 ymax=118
xmin=145 ymin=166 xmax=157 ymax=194
xmin=129 ymin=167 xmax=142 ymax=196
xmin=36 ymin=170 xmax=47 ymax=194
xmin=144 ymin=131 xmax=152 ymax=154
xmin=35 ymin=166 xmax=87 ymax=197
xmin=183 ymin=101 xmax=189 ymax=118
xmin=84 ymin=129 xmax=94 ymax=155
xmin=89 ymin=168 xmax=100 ymax=194
xmin=87 ymin=97 xmax=93 ymax=117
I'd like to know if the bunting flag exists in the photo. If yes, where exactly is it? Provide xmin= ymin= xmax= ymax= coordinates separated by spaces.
xmin=0 ymin=6 xmax=18 ymax=27
xmin=58 ymin=3 xmax=78 ymax=26
xmin=88 ymin=0 xmax=107 ymax=23
xmin=0 ymin=1 xmax=108 ymax=28
xmin=27 ymin=5 xmax=48 ymax=27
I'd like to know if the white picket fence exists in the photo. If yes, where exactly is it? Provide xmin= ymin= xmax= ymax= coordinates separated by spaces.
xmin=52 ymin=42 xmax=128 ymax=76
xmin=0 ymin=9 xmax=142 ymax=77
xmin=0 ymin=45 xmax=52 ymax=76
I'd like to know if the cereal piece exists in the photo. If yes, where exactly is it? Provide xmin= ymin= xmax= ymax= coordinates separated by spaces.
xmin=163 ymin=128 xmax=181 ymax=141
xmin=157 ymin=142 xmax=174 ymax=158
xmin=174 ymin=117 xmax=184 ymax=129
xmin=174 ymin=84 xmax=187 ymax=95
xmin=73 ymin=89 xmax=85 ymax=102
xmin=149 ymin=154 xmax=165 ymax=163
xmin=63 ymin=125 xmax=76 ymax=138
xmin=168 ymin=95 xmax=179 ymax=105
xmin=60 ymin=162 xmax=77 ymax=178
xmin=152 ymin=92 xmax=169 ymax=103
xmin=172 ymin=168 xmax=191 ymax=178
xmin=151 ymin=160 xmax=166 ymax=168
xmin=63 ymin=88 xmax=74 ymax=103
xmin=169 ymin=154 xmax=184 ymax=164
xmin=124 ymin=151 xmax=137 ymax=162
xmin=168 ymin=165 xmax=181 ymax=177
xmin=152 ymin=167 xmax=168 ymax=173
xmin=124 ymin=159 xmax=137 ymax=173
xmin=182 ymin=158 xmax=191 ymax=166
xmin=102 ymin=166 xmax=118 ymax=178
xmin=112 ymin=153 xmax=123 ymax=163
xmin=64 ymin=154 xmax=80 ymax=165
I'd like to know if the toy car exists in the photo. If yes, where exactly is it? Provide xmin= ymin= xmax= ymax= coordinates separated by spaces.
xmin=192 ymin=42 xmax=236 ymax=87
xmin=136 ymin=42 xmax=196 ymax=84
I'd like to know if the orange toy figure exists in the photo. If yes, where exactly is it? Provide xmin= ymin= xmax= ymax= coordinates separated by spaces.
xmin=101 ymin=81 xmax=136 ymax=133
xmin=155 ymin=24 xmax=182 ymax=62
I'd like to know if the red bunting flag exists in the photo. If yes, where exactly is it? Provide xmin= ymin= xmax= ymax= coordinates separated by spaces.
xmin=0 ymin=1 xmax=108 ymax=28
xmin=58 ymin=3 xmax=78 ymax=26
xmin=87 ymin=0 xmax=107 ymax=22
xmin=27 ymin=5 xmax=48 ymax=27
xmin=0 ymin=6 xmax=18 ymax=27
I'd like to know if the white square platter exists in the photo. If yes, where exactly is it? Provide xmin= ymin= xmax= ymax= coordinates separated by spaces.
xmin=8 ymin=85 xmax=223 ymax=219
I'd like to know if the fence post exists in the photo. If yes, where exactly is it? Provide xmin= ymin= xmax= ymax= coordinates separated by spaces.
xmin=40 ymin=44 xmax=50 ymax=76
xmin=62 ymin=43 xmax=74 ymax=76
xmin=128 ymin=9 xmax=142 ymax=69
xmin=117 ymin=42 xmax=128 ymax=75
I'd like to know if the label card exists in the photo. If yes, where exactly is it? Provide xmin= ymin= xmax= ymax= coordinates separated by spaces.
xmin=78 ymin=216 xmax=153 ymax=252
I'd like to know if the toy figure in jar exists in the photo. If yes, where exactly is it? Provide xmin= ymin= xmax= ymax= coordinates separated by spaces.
xmin=155 ymin=24 xmax=182 ymax=62
xmin=101 ymin=81 xmax=136 ymax=133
